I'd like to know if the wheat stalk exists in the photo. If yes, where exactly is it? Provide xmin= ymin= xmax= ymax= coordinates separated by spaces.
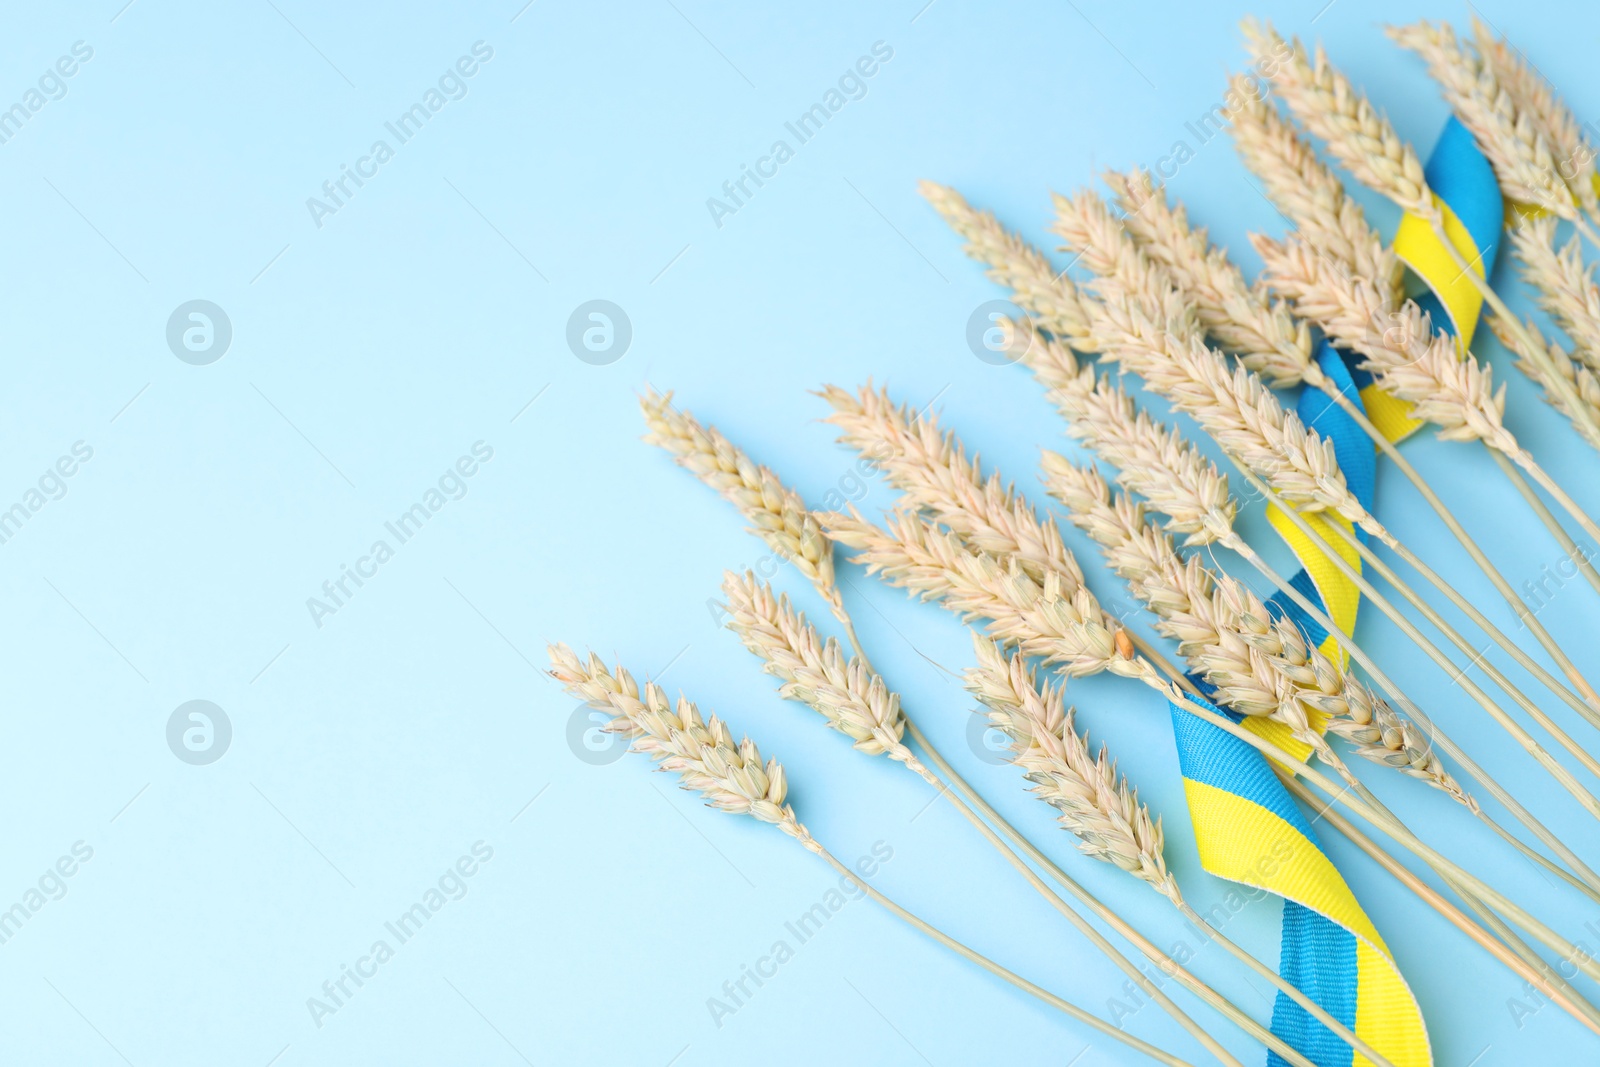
xmin=918 ymin=181 xmax=1096 ymax=346
xmin=640 ymin=388 xmax=845 ymax=621
xmin=1051 ymin=188 xmax=1356 ymax=520
xmin=941 ymin=177 xmax=1600 ymax=759
xmin=548 ymin=643 xmax=813 ymax=843
xmin=1507 ymin=215 xmax=1600 ymax=374
xmin=965 ymin=637 xmax=1179 ymax=895
xmin=1488 ymin=313 xmax=1600 ymax=452
xmin=1106 ymin=168 xmax=1314 ymax=388
xmin=1249 ymin=17 xmax=1600 ymax=450
xmin=822 ymin=506 xmax=1137 ymax=679
xmin=548 ymin=645 xmax=1206 ymax=1062
xmin=819 ymin=383 xmax=1087 ymax=581
xmin=1253 ymin=232 xmax=1516 ymax=448
xmin=1044 ymin=457 xmax=1475 ymax=809
xmin=1223 ymin=73 xmax=1400 ymax=290
xmin=1469 ymin=16 xmax=1600 ymax=216
xmin=1242 ymin=19 xmax=1434 ymax=219
xmin=1387 ymin=20 xmax=1572 ymax=216
xmin=720 ymin=570 xmax=916 ymax=764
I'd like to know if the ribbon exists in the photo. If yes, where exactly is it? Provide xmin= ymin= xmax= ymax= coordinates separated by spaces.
xmin=1166 ymin=116 xmax=1503 ymax=1065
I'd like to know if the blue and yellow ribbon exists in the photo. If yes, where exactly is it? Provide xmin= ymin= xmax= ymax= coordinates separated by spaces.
xmin=1167 ymin=116 xmax=1504 ymax=1066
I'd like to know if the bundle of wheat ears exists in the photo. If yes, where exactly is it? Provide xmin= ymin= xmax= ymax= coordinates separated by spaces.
xmin=552 ymin=16 xmax=1600 ymax=1064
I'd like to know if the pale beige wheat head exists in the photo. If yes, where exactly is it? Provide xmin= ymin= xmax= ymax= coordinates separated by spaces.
xmin=548 ymin=643 xmax=817 ymax=847
xmin=965 ymin=636 xmax=1180 ymax=900
xmin=1224 ymin=71 xmax=1401 ymax=294
xmin=640 ymin=388 xmax=844 ymax=621
xmin=1253 ymin=232 xmax=1516 ymax=450
xmin=1051 ymin=188 xmax=1357 ymax=522
xmin=1245 ymin=18 xmax=1435 ymax=219
xmin=1044 ymin=461 xmax=1477 ymax=809
xmin=918 ymin=180 xmax=1095 ymax=346
xmin=1470 ymin=16 xmax=1598 ymax=213
xmin=1105 ymin=166 xmax=1315 ymax=388
xmin=720 ymin=570 xmax=915 ymax=765
xmin=1389 ymin=20 xmax=1572 ymax=215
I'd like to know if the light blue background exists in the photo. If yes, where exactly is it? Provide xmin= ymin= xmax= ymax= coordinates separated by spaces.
xmin=1 ymin=1 xmax=1597 ymax=1064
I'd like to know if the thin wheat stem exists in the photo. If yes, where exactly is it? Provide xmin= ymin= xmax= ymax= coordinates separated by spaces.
xmin=843 ymin=627 xmax=1335 ymax=1066
xmin=1159 ymin=675 xmax=1600 ymax=984
xmin=1488 ymin=447 xmax=1600 ymax=598
xmin=1318 ymin=384 xmax=1600 ymax=714
xmin=813 ymin=847 xmax=1199 ymax=1066
xmin=723 ymin=576 xmax=1251 ymax=1066
xmin=1275 ymin=772 xmax=1600 ymax=1037
xmin=552 ymin=645 xmax=1200 ymax=1064
xmin=1232 ymin=466 xmax=1600 ymax=825
xmin=898 ymin=723 xmax=1272 ymax=1067
xmin=903 ymin=743 xmax=1246 ymax=1067
xmin=1323 ymin=518 xmax=1600 ymax=778
xmin=1214 ymin=522 xmax=1600 ymax=899
xmin=1510 ymin=443 xmax=1600 ymax=556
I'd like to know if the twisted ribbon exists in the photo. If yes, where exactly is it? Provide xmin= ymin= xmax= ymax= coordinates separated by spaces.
xmin=1168 ymin=116 xmax=1502 ymax=1066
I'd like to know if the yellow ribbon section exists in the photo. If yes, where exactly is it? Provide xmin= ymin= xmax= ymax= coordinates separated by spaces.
xmin=1186 ymin=778 xmax=1433 ymax=1067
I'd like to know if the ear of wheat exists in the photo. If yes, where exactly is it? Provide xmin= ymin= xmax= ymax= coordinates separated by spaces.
xmin=1387 ymin=20 xmax=1572 ymax=214
xmin=918 ymin=181 xmax=1096 ymax=346
xmin=1469 ymin=15 xmax=1599 ymax=215
xmin=1243 ymin=19 xmax=1435 ymax=218
xmin=1043 ymin=456 xmax=1475 ymax=809
xmin=551 ymin=644 xmax=1219 ymax=1061
xmin=819 ymin=383 xmax=1086 ymax=581
xmin=965 ymin=636 xmax=1179 ymax=898
xmin=548 ymin=643 xmax=814 ymax=844
xmin=719 ymin=570 xmax=916 ymax=764
xmin=640 ymin=388 xmax=845 ymax=621
xmin=1106 ymin=167 xmax=1314 ymax=388
xmin=1224 ymin=72 xmax=1400 ymax=290
xmin=1050 ymin=188 xmax=1357 ymax=521
xmin=1252 ymin=231 xmax=1515 ymax=448
xmin=1507 ymin=215 xmax=1600 ymax=374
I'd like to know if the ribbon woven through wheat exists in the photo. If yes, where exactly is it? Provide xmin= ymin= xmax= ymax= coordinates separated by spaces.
xmin=1168 ymin=117 xmax=1501 ymax=1067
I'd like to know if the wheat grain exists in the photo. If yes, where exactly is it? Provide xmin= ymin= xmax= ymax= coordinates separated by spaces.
xmin=1244 ymin=19 xmax=1435 ymax=219
xmin=1470 ymin=16 xmax=1599 ymax=214
xmin=819 ymin=383 xmax=1085 ymax=582
xmin=548 ymin=643 xmax=816 ymax=845
xmin=1224 ymin=72 xmax=1399 ymax=290
xmin=965 ymin=636 xmax=1180 ymax=898
xmin=1508 ymin=215 xmax=1600 ymax=374
xmin=1487 ymin=313 xmax=1600 ymax=452
xmin=820 ymin=506 xmax=1140 ymax=680
xmin=1253 ymin=232 xmax=1517 ymax=449
xmin=1106 ymin=167 xmax=1314 ymax=387
xmin=1043 ymin=459 xmax=1477 ymax=810
xmin=719 ymin=570 xmax=916 ymax=765
xmin=1388 ymin=20 xmax=1571 ymax=214
xmin=1050 ymin=188 xmax=1356 ymax=521
xmin=640 ymin=387 xmax=845 ymax=621
xmin=918 ymin=180 xmax=1095 ymax=346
